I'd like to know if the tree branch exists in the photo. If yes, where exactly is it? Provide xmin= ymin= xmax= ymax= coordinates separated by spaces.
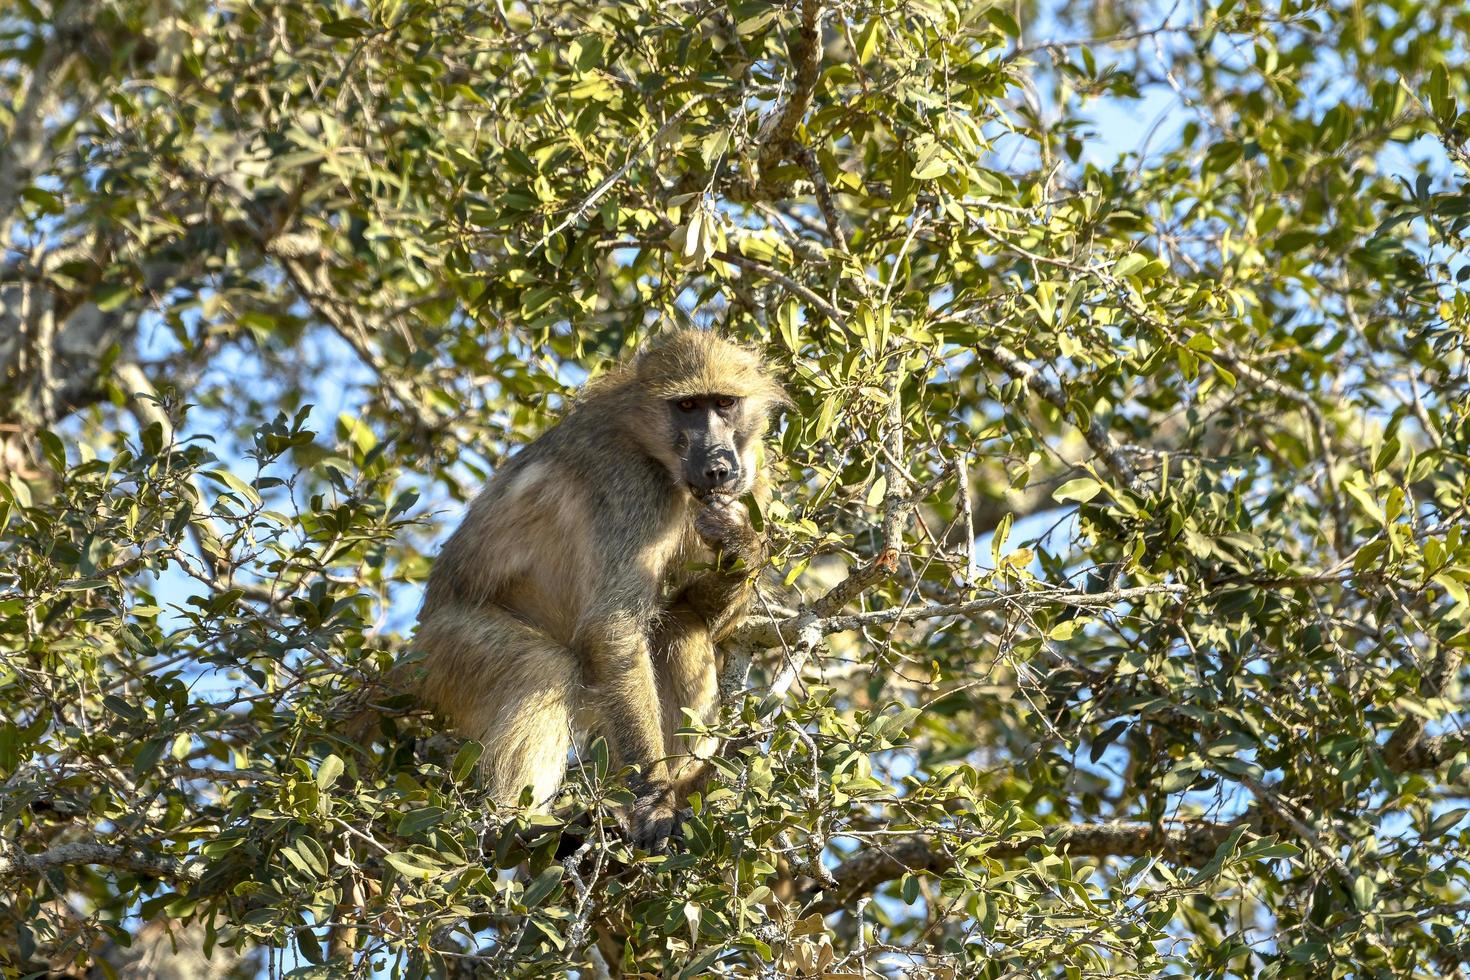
xmin=714 ymin=249 xmax=845 ymax=324
xmin=0 ymin=841 xmax=202 ymax=883
xmin=982 ymin=343 xmax=1142 ymax=492
xmin=533 ymin=93 xmax=714 ymax=255
xmin=719 ymin=346 xmax=919 ymax=704
xmin=1387 ymin=732 xmax=1467 ymax=772
xmin=734 ymin=583 xmax=1188 ymax=650
xmin=796 ymin=147 xmax=849 ymax=255
xmin=1204 ymin=344 xmax=1349 ymax=546
xmin=115 ymin=361 xmax=228 ymax=574
xmin=806 ymin=354 xmax=912 ymax=618
xmin=753 ymin=0 xmax=824 ymax=195
xmin=277 ymin=256 xmax=444 ymax=436
xmin=1001 ymin=22 xmax=1198 ymax=63
xmin=806 ymin=820 xmax=1235 ymax=913
xmin=0 ymin=1 xmax=84 ymax=225
xmin=1383 ymin=644 xmax=1465 ymax=773
xmin=597 ymin=238 xmax=846 ymax=324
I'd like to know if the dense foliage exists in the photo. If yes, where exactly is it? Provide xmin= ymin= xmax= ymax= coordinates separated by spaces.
xmin=3 ymin=0 xmax=1470 ymax=976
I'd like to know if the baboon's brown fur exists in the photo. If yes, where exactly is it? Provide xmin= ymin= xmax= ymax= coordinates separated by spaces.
xmin=414 ymin=330 xmax=787 ymax=849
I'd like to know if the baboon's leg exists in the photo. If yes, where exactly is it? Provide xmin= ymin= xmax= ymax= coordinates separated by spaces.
xmin=651 ymin=602 xmax=719 ymax=796
xmin=416 ymin=603 xmax=579 ymax=809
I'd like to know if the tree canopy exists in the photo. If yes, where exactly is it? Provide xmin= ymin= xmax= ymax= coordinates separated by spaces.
xmin=3 ymin=0 xmax=1470 ymax=976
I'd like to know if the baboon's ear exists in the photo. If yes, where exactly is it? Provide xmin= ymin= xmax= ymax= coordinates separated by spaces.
xmin=766 ymin=386 xmax=796 ymax=417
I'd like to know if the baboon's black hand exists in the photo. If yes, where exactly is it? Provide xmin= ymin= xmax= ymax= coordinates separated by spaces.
xmin=630 ymin=790 xmax=679 ymax=854
xmin=694 ymin=494 xmax=752 ymax=557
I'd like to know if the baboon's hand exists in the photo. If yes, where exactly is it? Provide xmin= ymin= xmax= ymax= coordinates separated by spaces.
xmin=694 ymin=494 xmax=752 ymax=556
xmin=629 ymin=788 xmax=680 ymax=854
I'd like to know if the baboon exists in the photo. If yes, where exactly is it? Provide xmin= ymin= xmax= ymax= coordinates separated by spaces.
xmin=413 ymin=329 xmax=788 ymax=852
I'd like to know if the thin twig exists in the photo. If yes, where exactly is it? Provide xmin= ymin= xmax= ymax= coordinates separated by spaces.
xmin=982 ymin=343 xmax=1142 ymax=491
xmin=532 ymin=93 xmax=714 ymax=255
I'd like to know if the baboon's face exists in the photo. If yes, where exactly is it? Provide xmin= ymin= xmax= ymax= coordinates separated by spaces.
xmin=668 ymin=394 xmax=755 ymax=497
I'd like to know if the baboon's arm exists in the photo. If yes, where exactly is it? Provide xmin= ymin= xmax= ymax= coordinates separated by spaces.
xmin=573 ymin=603 xmax=679 ymax=850
xmin=576 ymin=610 xmax=666 ymax=778
xmin=684 ymin=495 xmax=766 ymax=641
xmin=681 ymin=557 xmax=759 ymax=642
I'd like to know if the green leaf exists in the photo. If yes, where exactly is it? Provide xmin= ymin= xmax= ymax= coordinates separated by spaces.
xmin=1372 ymin=438 xmax=1399 ymax=472
xmin=1057 ymin=279 xmax=1085 ymax=329
xmin=986 ymin=7 xmax=1020 ymax=37
xmin=1429 ymin=808 xmax=1468 ymax=836
xmin=521 ymin=864 xmax=564 ymax=907
xmin=1428 ymin=64 xmax=1452 ymax=121
xmin=855 ymin=17 xmax=883 ymax=63
xmin=94 ymin=282 xmax=131 ymax=311
xmin=1054 ymin=478 xmax=1103 ymax=503
xmin=132 ymin=736 xmax=168 ymax=778
xmin=1242 ymin=841 xmax=1302 ymax=861
xmin=1434 ymin=572 xmax=1468 ymax=607
xmin=1275 ymin=229 xmax=1318 ymax=253
xmin=452 ymin=741 xmax=484 ymax=782
xmin=397 ymin=806 xmax=447 ymax=837
xmin=991 ymin=512 xmax=1013 ymax=566
xmin=1188 ymin=824 xmax=1247 ymax=885
xmin=912 ymin=142 xmax=949 ymax=180
xmin=36 ymin=430 xmax=66 ymax=471
xmin=678 ymin=945 xmax=726 ymax=979
xmin=297 ymin=835 xmax=330 ymax=876
xmin=1343 ymin=479 xmax=1384 ymax=524
xmin=1160 ymin=763 xmax=1201 ymax=795
xmin=384 ymin=851 xmax=441 ymax=881
xmin=734 ymin=7 xmax=779 ymax=37
xmin=296 ymin=926 xmax=324 ymax=965
xmin=1351 ymin=874 xmax=1376 ymax=910
xmin=321 ymin=17 xmax=374 ymax=38
xmin=316 ymin=754 xmax=344 ymax=791
xmin=1112 ymin=253 xmax=1148 ymax=278
xmin=202 ymin=469 xmax=262 ymax=507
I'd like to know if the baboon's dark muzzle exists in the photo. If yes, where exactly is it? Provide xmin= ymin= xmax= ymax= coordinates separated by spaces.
xmin=685 ymin=448 xmax=740 ymax=495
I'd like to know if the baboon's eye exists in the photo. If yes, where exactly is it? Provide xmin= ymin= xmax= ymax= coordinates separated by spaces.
xmin=715 ymin=397 xmax=736 ymax=409
xmin=677 ymin=398 xmax=697 ymax=411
